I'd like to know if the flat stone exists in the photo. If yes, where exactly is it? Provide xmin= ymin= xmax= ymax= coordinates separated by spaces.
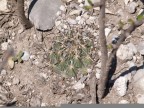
xmin=1 ymin=42 xmax=8 ymax=50
xmin=29 ymin=0 xmax=62 ymax=31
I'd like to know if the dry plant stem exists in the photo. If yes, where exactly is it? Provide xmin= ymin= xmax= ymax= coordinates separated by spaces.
xmin=97 ymin=0 xmax=108 ymax=99
xmin=106 ymin=19 xmax=144 ymax=77
xmin=16 ymin=0 xmax=32 ymax=29
xmin=89 ymin=71 xmax=97 ymax=104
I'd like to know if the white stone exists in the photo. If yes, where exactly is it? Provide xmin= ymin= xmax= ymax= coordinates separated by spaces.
xmin=73 ymin=81 xmax=85 ymax=90
xmin=78 ymin=0 xmax=83 ymax=3
xmin=86 ymin=16 xmax=96 ymax=24
xmin=78 ymin=18 xmax=85 ymax=25
xmin=124 ymin=0 xmax=130 ymax=5
xmin=82 ymin=13 xmax=89 ymax=19
xmin=79 ymin=3 xmax=84 ymax=7
xmin=117 ymin=43 xmax=136 ymax=60
xmin=127 ymin=2 xmax=138 ymax=14
xmin=105 ymin=28 xmax=111 ymax=37
xmin=6 ymin=82 xmax=11 ymax=86
xmin=133 ymin=69 xmax=144 ymax=92
xmin=137 ymin=42 xmax=144 ymax=55
xmin=76 ymin=16 xmax=82 ymax=21
xmin=55 ymin=21 xmax=61 ymax=26
xmin=95 ymin=69 xmax=101 ymax=79
xmin=1 ymin=69 xmax=6 ymax=75
xmin=67 ymin=18 xmax=77 ymax=25
xmin=127 ymin=43 xmax=137 ymax=54
xmin=136 ymin=94 xmax=144 ymax=104
xmin=114 ymin=76 xmax=127 ymax=96
xmin=21 ymin=51 xmax=30 ymax=61
xmin=39 ymin=73 xmax=48 ymax=79
xmin=69 ymin=10 xmax=81 ymax=15
xmin=119 ymin=100 xmax=129 ymax=104
xmin=41 ymin=103 xmax=47 ymax=106
xmin=0 ymin=0 xmax=10 ymax=12
xmin=60 ymin=5 xmax=66 ymax=12
xmin=56 ymin=11 xmax=62 ymax=16
xmin=13 ymin=78 xmax=20 ymax=85
xmin=1 ymin=42 xmax=8 ymax=50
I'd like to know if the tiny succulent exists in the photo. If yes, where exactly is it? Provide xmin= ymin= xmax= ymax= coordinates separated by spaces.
xmin=48 ymin=30 xmax=94 ymax=77
xmin=12 ymin=51 xmax=24 ymax=63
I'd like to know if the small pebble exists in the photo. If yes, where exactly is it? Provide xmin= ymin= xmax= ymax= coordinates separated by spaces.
xmin=105 ymin=28 xmax=111 ymax=37
xmin=67 ymin=18 xmax=77 ymax=25
xmin=1 ymin=42 xmax=8 ymax=50
xmin=21 ymin=51 xmax=30 ymax=61
xmin=73 ymin=81 xmax=85 ymax=90
xmin=95 ymin=69 xmax=101 ymax=79
xmin=119 ymin=100 xmax=129 ymax=104
xmin=1 ymin=70 xmax=7 ymax=75
xmin=60 ymin=5 xmax=66 ymax=12
xmin=13 ymin=78 xmax=20 ymax=85
xmin=41 ymin=103 xmax=47 ymax=106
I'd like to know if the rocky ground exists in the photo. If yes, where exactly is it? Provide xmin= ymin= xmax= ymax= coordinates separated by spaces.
xmin=0 ymin=0 xmax=144 ymax=106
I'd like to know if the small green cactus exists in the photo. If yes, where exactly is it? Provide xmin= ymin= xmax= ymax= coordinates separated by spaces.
xmin=12 ymin=51 xmax=24 ymax=63
xmin=48 ymin=30 xmax=94 ymax=77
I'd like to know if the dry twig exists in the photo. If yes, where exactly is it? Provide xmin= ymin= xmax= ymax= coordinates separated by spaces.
xmin=96 ymin=0 xmax=108 ymax=99
xmin=93 ymin=0 xmax=144 ymax=100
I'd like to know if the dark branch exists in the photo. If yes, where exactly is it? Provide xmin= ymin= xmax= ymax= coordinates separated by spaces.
xmin=97 ymin=0 xmax=108 ymax=99
xmin=105 ymin=19 xmax=144 ymax=98
xmin=16 ymin=0 xmax=32 ymax=29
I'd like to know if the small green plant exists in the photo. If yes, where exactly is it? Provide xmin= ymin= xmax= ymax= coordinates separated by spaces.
xmin=48 ymin=30 xmax=94 ymax=77
xmin=12 ymin=51 xmax=24 ymax=63
xmin=83 ymin=0 xmax=94 ymax=10
xmin=137 ymin=11 xmax=144 ymax=21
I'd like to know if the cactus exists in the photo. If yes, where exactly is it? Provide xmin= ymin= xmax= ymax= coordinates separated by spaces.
xmin=48 ymin=29 xmax=94 ymax=77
